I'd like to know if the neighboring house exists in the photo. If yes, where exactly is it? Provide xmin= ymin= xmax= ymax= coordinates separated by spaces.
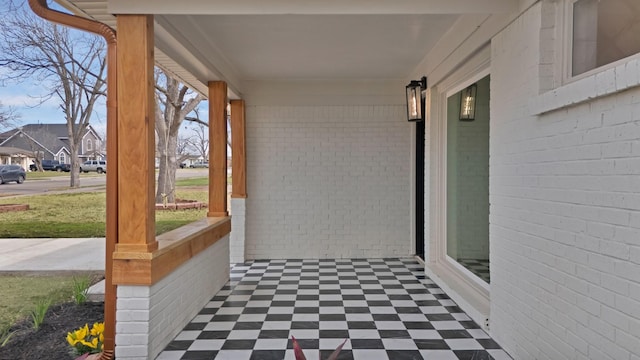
xmin=35 ymin=1 xmax=640 ymax=359
xmin=0 ymin=124 xmax=103 ymax=166
xmin=0 ymin=146 xmax=35 ymax=170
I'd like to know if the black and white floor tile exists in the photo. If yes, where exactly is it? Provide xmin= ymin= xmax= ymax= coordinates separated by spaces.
xmin=456 ymin=259 xmax=490 ymax=284
xmin=157 ymin=258 xmax=510 ymax=360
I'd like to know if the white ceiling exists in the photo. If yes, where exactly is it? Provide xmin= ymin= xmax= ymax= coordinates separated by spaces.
xmin=58 ymin=0 xmax=518 ymax=97
xmin=159 ymin=14 xmax=458 ymax=81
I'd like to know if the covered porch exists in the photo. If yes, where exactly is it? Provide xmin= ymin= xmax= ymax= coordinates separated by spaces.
xmin=34 ymin=0 xmax=524 ymax=359
xmin=157 ymin=258 xmax=509 ymax=360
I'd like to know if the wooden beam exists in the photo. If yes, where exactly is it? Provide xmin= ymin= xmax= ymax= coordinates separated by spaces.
xmin=208 ymin=81 xmax=229 ymax=217
xmin=116 ymin=14 xmax=157 ymax=253
xmin=112 ymin=217 xmax=231 ymax=285
xmin=230 ymin=99 xmax=246 ymax=198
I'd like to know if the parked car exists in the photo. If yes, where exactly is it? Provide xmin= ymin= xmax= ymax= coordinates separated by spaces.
xmin=179 ymin=162 xmax=187 ymax=169
xmin=29 ymin=159 xmax=64 ymax=172
xmin=190 ymin=162 xmax=208 ymax=168
xmin=0 ymin=165 xmax=26 ymax=184
xmin=55 ymin=163 xmax=72 ymax=172
xmin=80 ymin=160 xmax=107 ymax=174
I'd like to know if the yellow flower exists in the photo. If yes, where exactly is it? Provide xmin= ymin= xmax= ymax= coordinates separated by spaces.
xmin=99 ymin=333 xmax=104 ymax=343
xmin=66 ymin=332 xmax=80 ymax=346
xmin=75 ymin=324 xmax=89 ymax=340
xmin=90 ymin=322 xmax=104 ymax=336
xmin=80 ymin=337 xmax=98 ymax=349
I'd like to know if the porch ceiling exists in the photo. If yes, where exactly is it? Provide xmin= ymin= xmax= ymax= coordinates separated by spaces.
xmin=57 ymin=0 xmax=518 ymax=98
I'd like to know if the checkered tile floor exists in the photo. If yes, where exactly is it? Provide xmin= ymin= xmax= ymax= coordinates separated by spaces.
xmin=157 ymin=258 xmax=510 ymax=360
xmin=456 ymin=259 xmax=490 ymax=284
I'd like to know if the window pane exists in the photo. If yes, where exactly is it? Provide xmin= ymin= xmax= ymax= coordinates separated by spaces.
xmin=572 ymin=0 xmax=640 ymax=76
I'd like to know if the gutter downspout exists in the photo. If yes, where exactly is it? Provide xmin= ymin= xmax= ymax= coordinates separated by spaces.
xmin=27 ymin=1 xmax=118 ymax=359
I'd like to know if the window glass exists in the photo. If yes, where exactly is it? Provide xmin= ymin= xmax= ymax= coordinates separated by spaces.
xmin=87 ymin=139 xmax=93 ymax=151
xmin=572 ymin=0 xmax=640 ymax=76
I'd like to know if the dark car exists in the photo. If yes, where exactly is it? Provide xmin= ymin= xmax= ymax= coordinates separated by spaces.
xmin=29 ymin=159 xmax=60 ymax=171
xmin=55 ymin=163 xmax=72 ymax=172
xmin=0 ymin=165 xmax=26 ymax=184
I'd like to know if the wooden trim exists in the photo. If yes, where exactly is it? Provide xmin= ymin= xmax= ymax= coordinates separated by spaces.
xmin=116 ymin=15 xmax=157 ymax=250
xmin=230 ymin=99 xmax=247 ymax=198
xmin=208 ymin=81 xmax=229 ymax=217
xmin=112 ymin=217 xmax=231 ymax=285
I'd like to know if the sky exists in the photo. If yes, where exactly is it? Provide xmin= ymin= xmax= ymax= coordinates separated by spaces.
xmin=0 ymin=0 xmax=109 ymax=133
xmin=0 ymin=0 xmax=208 ymax=139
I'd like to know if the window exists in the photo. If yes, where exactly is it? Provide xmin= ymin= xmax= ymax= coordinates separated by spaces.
xmin=87 ymin=139 xmax=93 ymax=151
xmin=59 ymin=153 xmax=65 ymax=164
xmin=570 ymin=0 xmax=640 ymax=76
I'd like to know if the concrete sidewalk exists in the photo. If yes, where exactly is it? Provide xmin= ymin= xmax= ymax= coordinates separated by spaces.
xmin=0 ymin=238 xmax=105 ymax=272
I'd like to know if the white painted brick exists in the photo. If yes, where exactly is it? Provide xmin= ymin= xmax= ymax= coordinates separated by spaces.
xmin=245 ymin=104 xmax=411 ymax=259
xmin=489 ymin=3 xmax=640 ymax=359
xmin=115 ymin=236 xmax=230 ymax=360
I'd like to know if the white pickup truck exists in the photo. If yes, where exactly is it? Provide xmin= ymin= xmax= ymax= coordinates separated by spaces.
xmin=80 ymin=160 xmax=107 ymax=174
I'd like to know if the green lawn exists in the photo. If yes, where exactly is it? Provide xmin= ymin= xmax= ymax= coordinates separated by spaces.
xmin=0 ymin=185 xmax=209 ymax=238
xmin=0 ymin=275 xmax=76 ymax=332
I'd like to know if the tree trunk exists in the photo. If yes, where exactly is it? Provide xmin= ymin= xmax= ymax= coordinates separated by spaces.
xmin=155 ymin=134 xmax=178 ymax=203
xmin=69 ymin=141 xmax=81 ymax=188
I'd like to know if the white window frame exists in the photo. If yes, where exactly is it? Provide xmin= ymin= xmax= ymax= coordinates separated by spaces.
xmin=562 ymin=0 xmax=640 ymax=84
xmin=86 ymin=139 xmax=93 ymax=152
xmin=426 ymin=45 xmax=492 ymax=330
xmin=532 ymin=0 xmax=640 ymax=115
xmin=59 ymin=153 xmax=65 ymax=164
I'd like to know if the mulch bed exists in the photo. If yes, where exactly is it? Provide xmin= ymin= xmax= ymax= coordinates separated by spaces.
xmin=0 ymin=302 xmax=104 ymax=360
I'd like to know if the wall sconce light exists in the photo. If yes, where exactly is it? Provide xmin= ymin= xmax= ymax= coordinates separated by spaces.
xmin=459 ymin=83 xmax=477 ymax=121
xmin=406 ymin=76 xmax=427 ymax=122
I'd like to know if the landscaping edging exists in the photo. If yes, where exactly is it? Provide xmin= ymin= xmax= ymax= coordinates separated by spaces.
xmin=154 ymin=199 xmax=207 ymax=211
xmin=0 ymin=204 xmax=29 ymax=213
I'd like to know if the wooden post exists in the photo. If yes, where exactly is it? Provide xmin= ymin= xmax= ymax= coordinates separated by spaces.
xmin=115 ymin=15 xmax=157 ymax=252
xmin=208 ymin=81 xmax=229 ymax=217
xmin=230 ymin=100 xmax=247 ymax=198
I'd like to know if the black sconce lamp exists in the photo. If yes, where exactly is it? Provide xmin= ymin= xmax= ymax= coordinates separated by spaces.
xmin=459 ymin=83 xmax=477 ymax=121
xmin=406 ymin=76 xmax=427 ymax=122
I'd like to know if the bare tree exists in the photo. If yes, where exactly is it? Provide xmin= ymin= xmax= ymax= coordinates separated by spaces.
xmin=0 ymin=1 xmax=106 ymax=187
xmin=0 ymin=102 xmax=19 ymax=131
xmin=187 ymin=122 xmax=210 ymax=163
xmin=176 ymin=134 xmax=192 ymax=165
xmin=155 ymin=68 xmax=204 ymax=203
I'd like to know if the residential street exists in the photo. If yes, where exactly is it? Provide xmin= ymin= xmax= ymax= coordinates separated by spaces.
xmin=0 ymin=168 xmax=208 ymax=197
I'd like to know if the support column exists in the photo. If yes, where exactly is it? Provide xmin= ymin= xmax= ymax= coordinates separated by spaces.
xmin=230 ymin=99 xmax=246 ymax=263
xmin=230 ymin=100 xmax=246 ymax=198
xmin=115 ymin=14 xmax=157 ymax=253
xmin=208 ymin=81 xmax=229 ymax=217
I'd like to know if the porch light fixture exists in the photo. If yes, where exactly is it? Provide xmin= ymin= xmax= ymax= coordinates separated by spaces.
xmin=459 ymin=83 xmax=477 ymax=121
xmin=406 ymin=76 xmax=427 ymax=122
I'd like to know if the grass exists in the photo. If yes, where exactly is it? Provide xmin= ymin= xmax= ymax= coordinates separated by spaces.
xmin=26 ymin=171 xmax=103 ymax=180
xmin=0 ymin=275 xmax=76 ymax=332
xmin=30 ymin=298 xmax=51 ymax=330
xmin=0 ymin=187 xmax=209 ymax=238
xmin=176 ymin=177 xmax=209 ymax=187
xmin=72 ymin=276 xmax=91 ymax=305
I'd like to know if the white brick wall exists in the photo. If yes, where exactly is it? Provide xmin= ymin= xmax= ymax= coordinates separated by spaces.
xmin=245 ymin=105 xmax=411 ymax=259
xmin=230 ymin=198 xmax=246 ymax=263
xmin=115 ymin=236 xmax=230 ymax=360
xmin=490 ymin=3 xmax=640 ymax=359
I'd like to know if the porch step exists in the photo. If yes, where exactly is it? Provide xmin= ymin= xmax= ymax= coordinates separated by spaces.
xmin=87 ymin=279 xmax=105 ymax=302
